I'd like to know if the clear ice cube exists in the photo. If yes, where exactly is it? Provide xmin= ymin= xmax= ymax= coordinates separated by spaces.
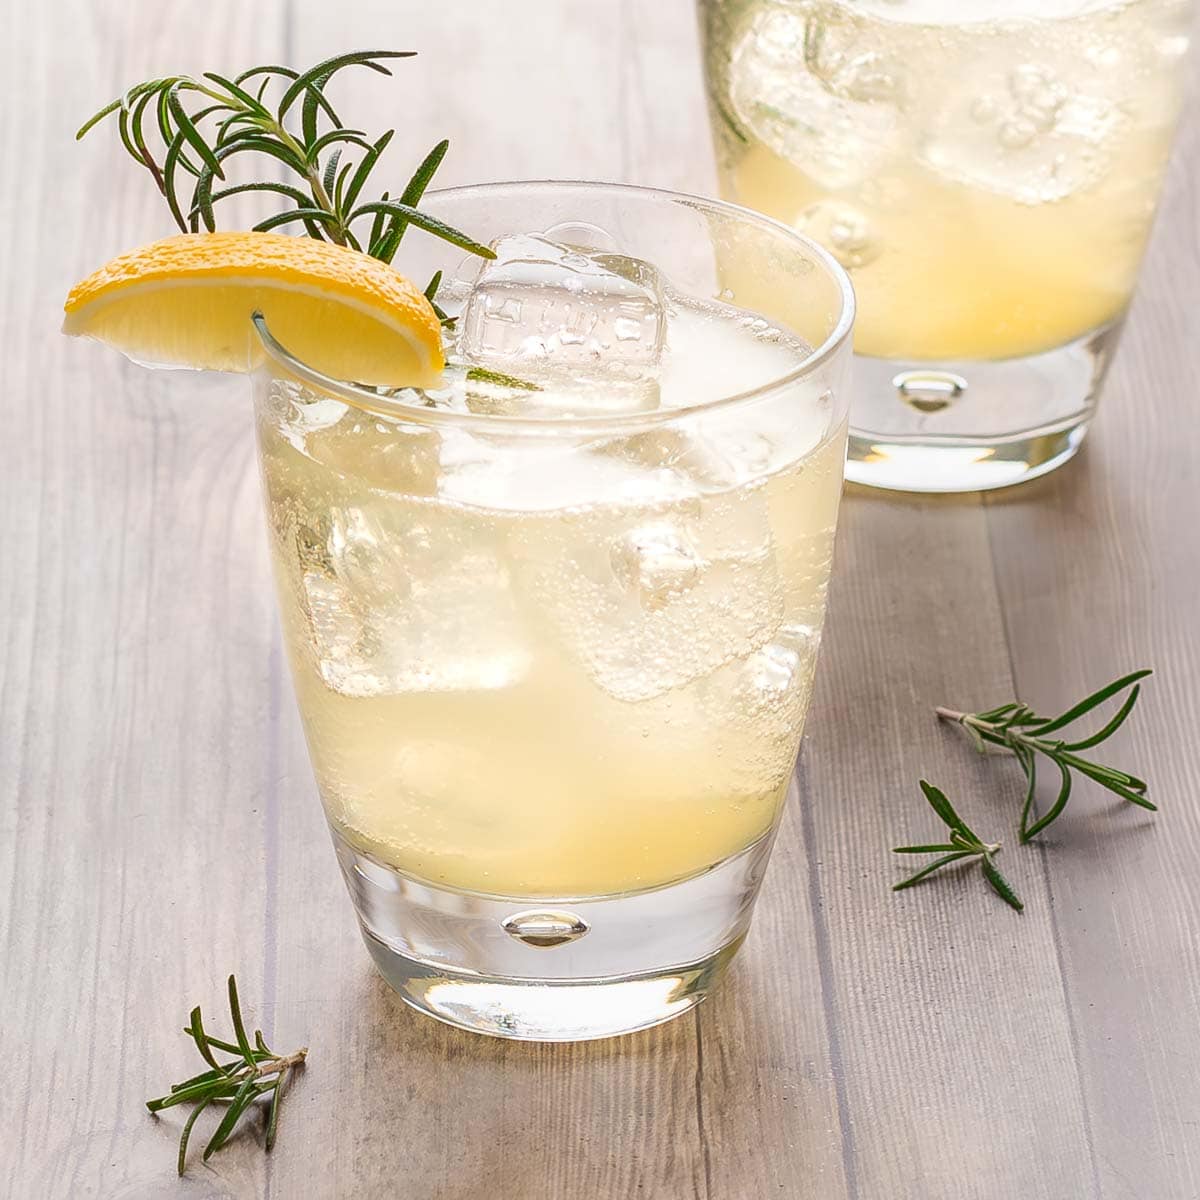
xmin=514 ymin=488 xmax=783 ymax=704
xmin=726 ymin=5 xmax=906 ymax=190
xmin=297 ymin=499 xmax=531 ymax=697
xmin=266 ymin=398 xmax=531 ymax=699
xmin=922 ymin=56 xmax=1117 ymax=203
xmin=609 ymin=522 xmax=702 ymax=612
xmin=459 ymin=234 xmax=667 ymax=403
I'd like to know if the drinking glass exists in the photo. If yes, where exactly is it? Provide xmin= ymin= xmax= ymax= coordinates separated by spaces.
xmin=699 ymin=0 xmax=1193 ymax=491
xmin=250 ymin=182 xmax=854 ymax=1040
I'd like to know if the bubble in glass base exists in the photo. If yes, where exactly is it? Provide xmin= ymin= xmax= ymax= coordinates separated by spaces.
xmin=364 ymin=933 xmax=744 ymax=1042
xmin=334 ymin=827 xmax=775 ymax=1041
xmin=844 ymin=317 xmax=1121 ymax=493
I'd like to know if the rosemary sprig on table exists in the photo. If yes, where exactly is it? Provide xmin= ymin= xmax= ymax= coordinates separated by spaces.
xmin=936 ymin=669 xmax=1154 ymax=843
xmin=146 ymin=975 xmax=306 ymax=1175
xmin=894 ymin=670 xmax=1155 ymax=912
xmin=894 ymin=780 xmax=1023 ymax=911
xmin=76 ymin=50 xmax=493 ymax=270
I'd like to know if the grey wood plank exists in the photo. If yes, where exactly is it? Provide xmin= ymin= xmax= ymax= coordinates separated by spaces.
xmin=0 ymin=3 xmax=287 ymax=1197
xmin=794 ymin=492 xmax=1099 ymax=1200
xmin=696 ymin=789 xmax=853 ymax=1200
xmin=981 ymin=94 xmax=1200 ymax=1200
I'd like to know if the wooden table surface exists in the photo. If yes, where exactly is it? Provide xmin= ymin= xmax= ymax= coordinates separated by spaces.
xmin=4 ymin=2 xmax=1198 ymax=1197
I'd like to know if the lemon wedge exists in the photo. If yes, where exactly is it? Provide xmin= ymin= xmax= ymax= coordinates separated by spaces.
xmin=63 ymin=232 xmax=445 ymax=387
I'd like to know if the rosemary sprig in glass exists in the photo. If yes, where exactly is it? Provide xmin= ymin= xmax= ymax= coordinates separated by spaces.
xmin=75 ymin=50 xmax=493 ymax=269
xmin=893 ymin=780 xmax=1024 ymax=911
xmin=146 ymin=975 xmax=307 ymax=1175
xmin=936 ymin=669 xmax=1154 ymax=842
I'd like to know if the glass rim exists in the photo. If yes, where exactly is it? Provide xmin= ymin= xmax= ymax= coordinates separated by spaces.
xmin=252 ymin=179 xmax=856 ymax=435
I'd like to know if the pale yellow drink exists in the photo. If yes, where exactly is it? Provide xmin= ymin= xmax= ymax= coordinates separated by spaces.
xmin=257 ymin=298 xmax=846 ymax=898
xmin=702 ymin=0 xmax=1191 ymax=360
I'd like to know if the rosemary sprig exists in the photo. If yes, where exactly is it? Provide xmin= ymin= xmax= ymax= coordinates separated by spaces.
xmin=936 ymin=669 xmax=1154 ymax=842
xmin=76 ymin=50 xmax=493 ymax=268
xmin=893 ymin=780 xmax=1024 ymax=911
xmin=147 ymin=975 xmax=307 ymax=1175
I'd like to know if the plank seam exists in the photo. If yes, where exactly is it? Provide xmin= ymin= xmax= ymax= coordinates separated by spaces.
xmin=693 ymin=1008 xmax=714 ymax=1200
xmin=797 ymin=751 xmax=860 ymax=1200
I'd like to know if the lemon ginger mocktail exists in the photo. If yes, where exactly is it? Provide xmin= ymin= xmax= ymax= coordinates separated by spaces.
xmin=250 ymin=183 xmax=854 ymax=1039
xmin=700 ymin=0 xmax=1192 ymax=489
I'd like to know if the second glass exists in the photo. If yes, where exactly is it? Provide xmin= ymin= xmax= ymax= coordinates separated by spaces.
xmin=252 ymin=183 xmax=854 ymax=1040
xmin=700 ymin=0 xmax=1193 ymax=491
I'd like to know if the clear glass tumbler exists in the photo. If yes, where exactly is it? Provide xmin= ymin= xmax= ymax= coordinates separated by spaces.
xmin=252 ymin=182 xmax=854 ymax=1040
xmin=699 ymin=0 xmax=1193 ymax=491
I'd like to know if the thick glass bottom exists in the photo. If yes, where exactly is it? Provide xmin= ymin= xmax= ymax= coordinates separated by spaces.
xmin=844 ymin=318 xmax=1121 ymax=493
xmin=846 ymin=419 xmax=1090 ymax=493
xmin=363 ymin=932 xmax=743 ymax=1042
xmin=333 ymin=826 xmax=775 ymax=1041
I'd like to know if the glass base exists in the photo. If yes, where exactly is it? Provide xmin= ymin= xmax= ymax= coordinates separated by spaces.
xmin=844 ymin=318 xmax=1121 ymax=493
xmin=333 ymin=828 xmax=774 ymax=1041
xmin=363 ymin=931 xmax=743 ymax=1042
xmin=845 ymin=419 xmax=1089 ymax=493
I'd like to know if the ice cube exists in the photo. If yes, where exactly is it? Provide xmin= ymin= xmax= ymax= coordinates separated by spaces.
xmin=264 ymin=399 xmax=531 ymax=698
xmin=605 ymin=414 xmax=809 ymax=496
xmin=513 ymin=489 xmax=783 ymax=704
xmin=922 ymin=56 xmax=1118 ymax=203
xmin=697 ymin=637 xmax=815 ymax=792
xmin=300 ymin=499 xmax=531 ymax=697
xmin=607 ymin=427 xmax=753 ymax=492
xmin=609 ymin=522 xmax=702 ymax=612
xmin=541 ymin=220 xmax=621 ymax=253
xmin=304 ymin=410 xmax=442 ymax=497
xmin=459 ymin=234 xmax=667 ymax=377
xmin=726 ymin=5 xmax=906 ymax=191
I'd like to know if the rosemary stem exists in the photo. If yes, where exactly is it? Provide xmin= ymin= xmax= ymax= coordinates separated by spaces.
xmin=267 ymin=120 xmax=347 ymax=244
xmin=175 ymin=79 xmax=335 ymax=228
xmin=935 ymin=706 xmax=967 ymax=722
xmin=251 ymin=1047 xmax=308 ymax=1078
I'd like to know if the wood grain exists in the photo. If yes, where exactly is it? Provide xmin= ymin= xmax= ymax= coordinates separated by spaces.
xmin=2 ymin=0 xmax=1198 ymax=1197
